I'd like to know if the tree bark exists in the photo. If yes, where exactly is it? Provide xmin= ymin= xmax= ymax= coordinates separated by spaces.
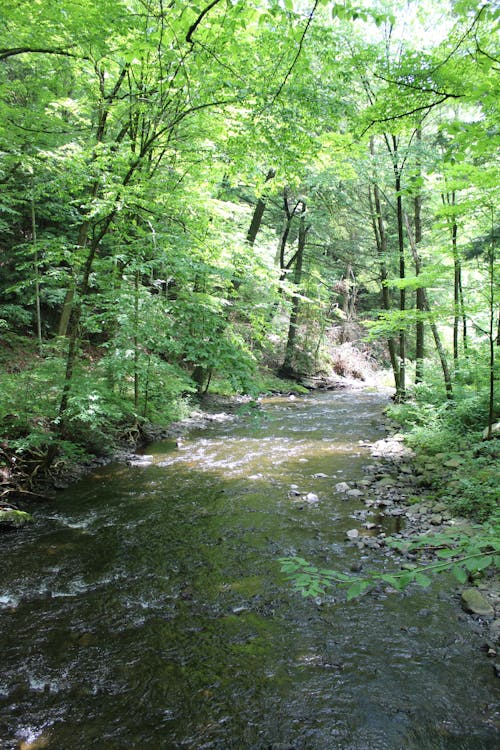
xmin=280 ymin=204 xmax=308 ymax=378
xmin=404 ymin=213 xmax=453 ymax=399
xmin=368 ymin=137 xmax=400 ymax=392
xmin=414 ymin=129 xmax=425 ymax=384
xmin=246 ymin=168 xmax=276 ymax=246
xmin=30 ymin=182 xmax=42 ymax=354
xmin=392 ymin=134 xmax=406 ymax=401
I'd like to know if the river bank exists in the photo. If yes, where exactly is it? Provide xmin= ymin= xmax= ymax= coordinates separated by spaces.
xmin=339 ymin=426 xmax=499 ymax=667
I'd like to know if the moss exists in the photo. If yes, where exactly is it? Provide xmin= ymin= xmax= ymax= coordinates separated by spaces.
xmin=0 ymin=509 xmax=33 ymax=529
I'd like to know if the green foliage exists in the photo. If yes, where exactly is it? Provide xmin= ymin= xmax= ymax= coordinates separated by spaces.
xmin=280 ymin=515 xmax=499 ymax=601
xmin=0 ymin=0 xmax=498 ymax=471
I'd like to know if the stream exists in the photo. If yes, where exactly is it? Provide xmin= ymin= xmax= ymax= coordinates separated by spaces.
xmin=0 ymin=389 xmax=498 ymax=749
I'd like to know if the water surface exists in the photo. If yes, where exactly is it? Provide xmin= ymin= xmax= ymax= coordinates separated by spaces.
xmin=0 ymin=390 xmax=498 ymax=749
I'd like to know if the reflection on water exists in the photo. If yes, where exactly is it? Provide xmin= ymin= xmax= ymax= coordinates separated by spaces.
xmin=0 ymin=391 xmax=498 ymax=749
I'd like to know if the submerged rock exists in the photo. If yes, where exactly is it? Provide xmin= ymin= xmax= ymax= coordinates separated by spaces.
xmin=461 ymin=588 xmax=494 ymax=617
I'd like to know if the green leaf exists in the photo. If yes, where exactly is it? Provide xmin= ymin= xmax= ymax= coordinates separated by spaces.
xmin=414 ymin=573 xmax=432 ymax=588
xmin=467 ymin=555 xmax=493 ymax=572
xmin=436 ymin=548 xmax=455 ymax=559
xmin=346 ymin=580 xmax=371 ymax=601
xmin=452 ymin=565 xmax=468 ymax=584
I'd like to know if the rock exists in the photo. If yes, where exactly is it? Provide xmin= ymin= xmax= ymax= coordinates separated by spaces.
xmin=346 ymin=528 xmax=359 ymax=540
xmin=443 ymin=456 xmax=464 ymax=468
xmin=347 ymin=488 xmax=363 ymax=498
xmin=0 ymin=509 xmax=33 ymax=530
xmin=399 ymin=464 xmax=413 ymax=474
xmin=19 ymin=740 xmax=50 ymax=750
xmin=490 ymin=619 xmax=500 ymax=644
xmin=482 ymin=422 xmax=500 ymax=440
xmin=312 ymin=473 xmax=329 ymax=478
xmin=461 ymin=588 xmax=494 ymax=617
xmin=304 ymin=492 xmax=320 ymax=503
xmin=374 ymin=476 xmax=395 ymax=488
xmin=430 ymin=514 xmax=443 ymax=525
xmin=126 ymin=454 xmax=154 ymax=467
xmin=335 ymin=482 xmax=351 ymax=493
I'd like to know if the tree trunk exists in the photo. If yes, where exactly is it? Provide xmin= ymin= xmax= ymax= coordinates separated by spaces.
xmin=442 ymin=190 xmax=468 ymax=360
xmin=246 ymin=168 xmax=275 ymax=246
xmin=486 ymin=208 xmax=496 ymax=438
xmin=134 ymin=269 xmax=140 ymax=412
xmin=414 ymin=130 xmax=425 ymax=384
xmin=279 ymin=205 xmax=308 ymax=378
xmin=404 ymin=213 xmax=453 ymax=399
xmin=368 ymin=137 xmax=400 ymax=392
xmin=30 ymin=182 xmax=43 ymax=354
xmin=392 ymin=135 xmax=406 ymax=401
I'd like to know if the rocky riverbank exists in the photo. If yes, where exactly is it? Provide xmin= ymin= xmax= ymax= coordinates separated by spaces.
xmin=337 ymin=428 xmax=499 ymax=673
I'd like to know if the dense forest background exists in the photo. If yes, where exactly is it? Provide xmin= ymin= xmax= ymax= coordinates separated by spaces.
xmin=0 ymin=0 xmax=498 ymax=521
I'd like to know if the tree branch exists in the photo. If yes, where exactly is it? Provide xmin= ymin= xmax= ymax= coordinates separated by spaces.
xmin=186 ymin=0 xmax=223 ymax=44
xmin=360 ymin=95 xmax=459 ymax=138
xmin=0 ymin=46 xmax=85 ymax=60
xmin=267 ymin=0 xmax=319 ymax=107
xmin=373 ymin=72 xmax=461 ymax=99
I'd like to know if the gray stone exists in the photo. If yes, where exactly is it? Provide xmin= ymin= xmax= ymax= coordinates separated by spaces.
xmin=374 ymin=477 xmax=395 ymax=489
xmin=430 ymin=514 xmax=443 ymax=525
xmin=346 ymin=528 xmax=359 ymax=540
xmin=461 ymin=588 xmax=494 ymax=617
xmin=346 ymin=489 xmax=364 ymax=498
xmin=335 ymin=482 xmax=351 ymax=493
xmin=482 ymin=422 xmax=500 ymax=440
xmin=304 ymin=492 xmax=320 ymax=503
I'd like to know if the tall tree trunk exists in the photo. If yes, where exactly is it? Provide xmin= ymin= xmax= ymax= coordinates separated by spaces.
xmin=486 ymin=208 xmax=496 ymax=438
xmin=280 ymin=205 xmax=308 ymax=378
xmin=30 ymin=180 xmax=42 ymax=354
xmin=404 ymin=213 xmax=453 ymax=399
xmin=58 ymin=218 xmax=90 ymax=336
xmin=134 ymin=269 xmax=140 ymax=412
xmin=442 ymin=190 xmax=468 ymax=359
xmin=414 ymin=129 xmax=425 ymax=384
xmin=368 ymin=138 xmax=400 ymax=392
xmin=392 ymin=135 xmax=406 ymax=401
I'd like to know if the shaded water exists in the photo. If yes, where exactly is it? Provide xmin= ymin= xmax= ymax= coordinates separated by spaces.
xmin=0 ymin=390 xmax=498 ymax=749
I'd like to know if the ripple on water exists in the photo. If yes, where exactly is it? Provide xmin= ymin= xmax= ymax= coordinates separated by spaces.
xmin=0 ymin=390 xmax=498 ymax=750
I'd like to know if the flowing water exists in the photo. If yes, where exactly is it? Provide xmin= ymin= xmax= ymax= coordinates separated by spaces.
xmin=0 ymin=390 xmax=498 ymax=749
